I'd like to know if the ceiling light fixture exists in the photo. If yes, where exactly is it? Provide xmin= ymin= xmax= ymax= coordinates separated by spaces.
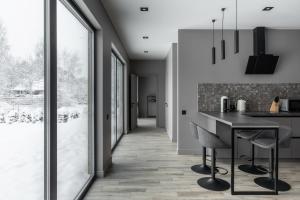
xmin=234 ymin=0 xmax=239 ymax=54
xmin=263 ymin=7 xmax=274 ymax=11
xmin=140 ymin=7 xmax=149 ymax=12
xmin=221 ymin=8 xmax=226 ymax=60
xmin=212 ymin=19 xmax=216 ymax=64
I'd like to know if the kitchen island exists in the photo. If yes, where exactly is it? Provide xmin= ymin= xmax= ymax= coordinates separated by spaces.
xmin=192 ymin=111 xmax=280 ymax=195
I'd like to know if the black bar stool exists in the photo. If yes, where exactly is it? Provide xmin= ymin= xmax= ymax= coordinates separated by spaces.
xmin=237 ymin=130 xmax=267 ymax=175
xmin=251 ymin=126 xmax=292 ymax=191
xmin=189 ymin=122 xmax=211 ymax=174
xmin=196 ymin=125 xmax=230 ymax=191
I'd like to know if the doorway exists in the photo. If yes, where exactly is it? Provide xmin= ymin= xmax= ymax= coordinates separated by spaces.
xmin=130 ymin=74 xmax=158 ymax=129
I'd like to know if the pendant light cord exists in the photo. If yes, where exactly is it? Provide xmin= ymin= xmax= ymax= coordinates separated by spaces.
xmin=236 ymin=0 xmax=238 ymax=30
xmin=221 ymin=8 xmax=225 ymax=40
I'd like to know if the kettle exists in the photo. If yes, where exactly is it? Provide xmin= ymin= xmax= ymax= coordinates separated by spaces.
xmin=237 ymin=99 xmax=247 ymax=112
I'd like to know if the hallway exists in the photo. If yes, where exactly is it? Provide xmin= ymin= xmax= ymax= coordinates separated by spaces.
xmin=84 ymin=126 xmax=299 ymax=200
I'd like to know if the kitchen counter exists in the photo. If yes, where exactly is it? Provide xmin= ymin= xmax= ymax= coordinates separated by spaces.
xmin=195 ymin=111 xmax=279 ymax=128
xmin=193 ymin=111 xmax=280 ymax=195
xmin=243 ymin=112 xmax=300 ymax=117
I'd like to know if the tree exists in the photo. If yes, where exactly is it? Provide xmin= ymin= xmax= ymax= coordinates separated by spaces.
xmin=57 ymin=50 xmax=88 ymax=106
xmin=0 ymin=21 xmax=11 ymax=95
xmin=0 ymin=21 xmax=9 ymax=63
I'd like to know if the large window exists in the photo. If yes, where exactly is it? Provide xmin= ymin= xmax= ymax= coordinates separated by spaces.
xmin=0 ymin=0 xmax=94 ymax=199
xmin=0 ymin=0 xmax=44 ymax=199
xmin=57 ymin=1 xmax=94 ymax=199
xmin=111 ymin=52 xmax=124 ymax=149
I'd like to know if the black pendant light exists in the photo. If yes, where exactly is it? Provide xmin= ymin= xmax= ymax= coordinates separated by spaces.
xmin=234 ymin=0 xmax=239 ymax=53
xmin=221 ymin=8 xmax=226 ymax=60
xmin=212 ymin=19 xmax=216 ymax=64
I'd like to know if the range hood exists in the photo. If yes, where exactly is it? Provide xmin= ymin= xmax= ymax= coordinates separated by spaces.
xmin=245 ymin=27 xmax=279 ymax=74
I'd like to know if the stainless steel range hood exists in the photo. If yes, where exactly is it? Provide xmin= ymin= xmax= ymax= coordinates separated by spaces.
xmin=245 ymin=27 xmax=279 ymax=74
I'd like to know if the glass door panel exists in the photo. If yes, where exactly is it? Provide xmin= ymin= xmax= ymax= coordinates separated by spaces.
xmin=111 ymin=53 xmax=124 ymax=149
xmin=116 ymin=59 xmax=123 ymax=140
xmin=111 ymin=54 xmax=117 ymax=147
xmin=57 ymin=1 xmax=93 ymax=199
xmin=0 ymin=0 xmax=44 ymax=199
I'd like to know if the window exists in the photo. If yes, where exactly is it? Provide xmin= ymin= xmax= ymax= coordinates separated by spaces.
xmin=57 ymin=0 xmax=94 ymax=199
xmin=111 ymin=52 xmax=124 ymax=149
xmin=0 ymin=0 xmax=44 ymax=199
xmin=0 ymin=0 xmax=95 ymax=199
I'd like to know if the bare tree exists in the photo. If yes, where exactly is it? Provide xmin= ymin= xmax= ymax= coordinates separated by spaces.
xmin=0 ymin=21 xmax=9 ymax=63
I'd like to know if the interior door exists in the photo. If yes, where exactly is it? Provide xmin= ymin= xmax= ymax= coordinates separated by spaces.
xmin=130 ymin=74 xmax=138 ymax=130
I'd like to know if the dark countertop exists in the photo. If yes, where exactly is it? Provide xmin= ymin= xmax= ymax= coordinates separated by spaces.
xmin=194 ymin=112 xmax=279 ymax=128
xmin=243 ymin=112 xmax=300 ymax=117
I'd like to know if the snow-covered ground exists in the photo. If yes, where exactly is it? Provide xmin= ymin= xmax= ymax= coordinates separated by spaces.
xmin=0 ymin=105 xmax=90 ymax=200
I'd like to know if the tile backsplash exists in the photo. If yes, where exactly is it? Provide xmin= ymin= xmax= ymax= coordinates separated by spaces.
xmin=198 ymin=83 xmax=300 ymax=112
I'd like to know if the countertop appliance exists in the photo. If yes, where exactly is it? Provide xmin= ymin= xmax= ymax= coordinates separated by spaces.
xmin=280 ymin=99 xmax=300 ymax=112
xmin=245 ymin=27 xmax=279 ymax=74
xmin=237 ymin=99 xmax=247 ymax=112
xmin=221 ymin=96 xmax=230 ymax=113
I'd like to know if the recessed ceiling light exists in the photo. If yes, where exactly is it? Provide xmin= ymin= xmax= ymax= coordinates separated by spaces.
xmin=144 ymin=51 xmax=149 ymax=53
xmin=140 ymin=7 xmax=149 ymax=12
xmin=263 ymin=7 xmax=274 ymax=11
xmin=142 ymin=36 xmax=149 ymax=39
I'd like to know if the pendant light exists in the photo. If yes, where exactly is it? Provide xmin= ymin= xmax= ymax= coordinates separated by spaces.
xmin=212 ymin=19 xmax=216 ymax=64
xmin=234 ymin=0 xmax=239 ymax=53
xmin=221 ymin=8 xmax=226 ymax=60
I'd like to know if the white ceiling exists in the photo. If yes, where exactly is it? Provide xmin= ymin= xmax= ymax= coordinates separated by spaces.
xmin=101 ymin=0 xmax=300 ymax=60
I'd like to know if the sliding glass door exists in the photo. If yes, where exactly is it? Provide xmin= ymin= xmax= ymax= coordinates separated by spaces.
xmin=57 ymin=1 xmax=94 ymax=199
xmin=111 ymin=52 xmax=124 ymax=149
xmin=0 ymin=0 xmax=94 ymax=199
xmin=0 ymin=0 xmax=44 ymax=199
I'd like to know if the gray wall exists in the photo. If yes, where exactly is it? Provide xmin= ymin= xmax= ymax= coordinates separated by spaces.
xmin=131 ymin=60 xmax=166 ymax=128
xmin=177 ymin=29 xmax=300 ymax=154
xmin=77 ymin=0 xmax=130 ymax=176
xmin=138 ymin=76 xmax=157 ymax=118
xmin=165 ymin=43 xmax=178 ymax=142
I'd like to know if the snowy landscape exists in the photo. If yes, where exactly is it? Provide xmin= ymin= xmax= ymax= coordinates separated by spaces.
xmin=0 ymin=4 xmax=92 ymax=199
xmin=0 ymin=103 xmax=90 ymax=200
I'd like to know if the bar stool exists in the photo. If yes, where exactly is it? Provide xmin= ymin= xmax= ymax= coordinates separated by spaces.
xmin=189 ymin=122 xmax=211 ymax=174
xmin=196 ymin=125 xmax=230 ymax=191
xmin=252 ymin=126 xmax=292 ymax=191
xmin=237 ymin=130 xmax=267 ymax=175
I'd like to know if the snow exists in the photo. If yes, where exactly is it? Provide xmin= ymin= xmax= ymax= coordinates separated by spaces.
xmin=0 ymin=105 xmax=91 ymax=200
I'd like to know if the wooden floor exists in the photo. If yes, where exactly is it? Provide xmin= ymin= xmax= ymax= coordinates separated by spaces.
xmin=84 ymin=119 xmax=300 ymax=200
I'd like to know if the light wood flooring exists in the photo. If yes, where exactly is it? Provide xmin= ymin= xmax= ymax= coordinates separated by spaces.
xmin=84 ymin=119 xmax=300 ymax=200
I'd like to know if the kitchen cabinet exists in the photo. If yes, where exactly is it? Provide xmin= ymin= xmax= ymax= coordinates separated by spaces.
xmin=252 ymin=117 xmax=300 ymax=158
xmin=291 ymin=118 xmax=300 ymax=137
